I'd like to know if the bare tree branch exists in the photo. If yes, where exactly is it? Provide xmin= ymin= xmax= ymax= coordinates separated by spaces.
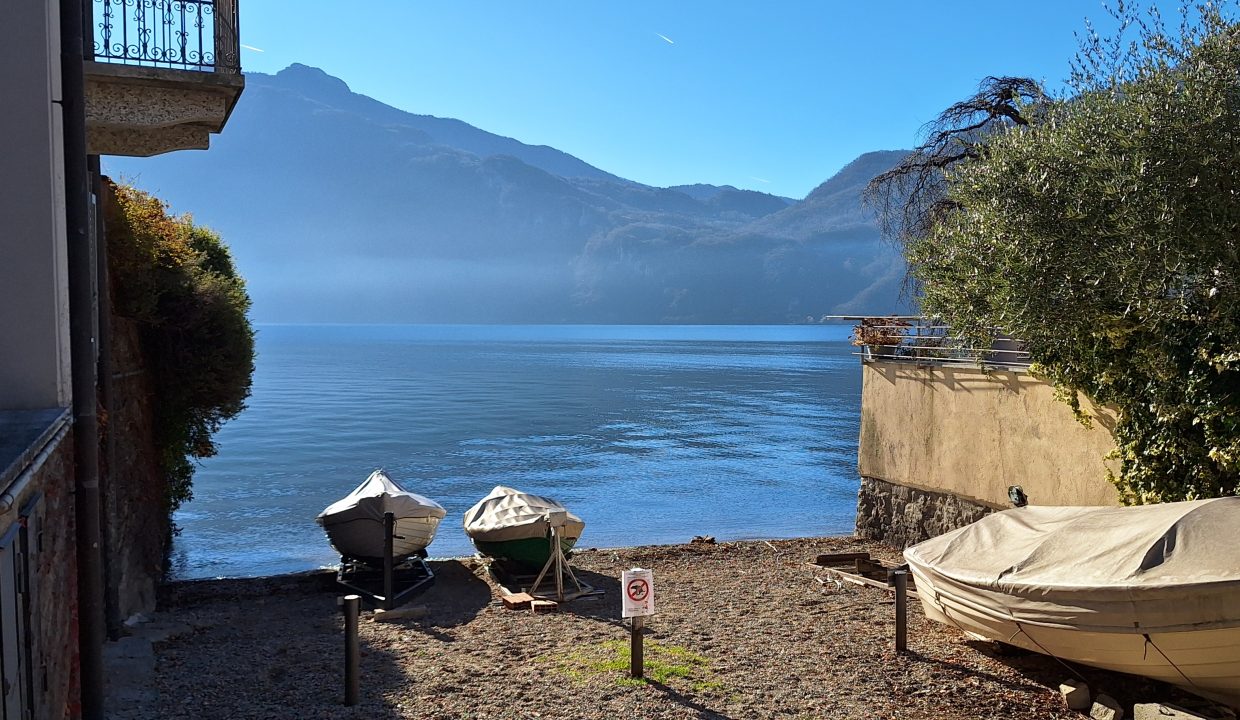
xmin=863 ymin=76 xmax=1049 ymax=302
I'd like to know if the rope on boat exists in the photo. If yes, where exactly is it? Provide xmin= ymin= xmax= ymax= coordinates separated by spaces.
xmin=933 ymin=588 xmax=1089 ymax=683
xmin=1142 ymin=632 xmax=1199 ymax=689
xmin=1012 ymin=622 xmax=1090 ymax=684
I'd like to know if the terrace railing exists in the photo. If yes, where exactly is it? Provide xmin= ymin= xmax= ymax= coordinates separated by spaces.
xmin=91 ymin=0 xmax=240 ymax=74
xmin=837 ymin=316 xmax=1032 ymax=370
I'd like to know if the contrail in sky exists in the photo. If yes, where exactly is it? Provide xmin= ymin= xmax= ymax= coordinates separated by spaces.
xmin=241 ymin=44 xmax=265 ymax=52
xmin=655 ymin=32 xmax=674 ymax=44
xmin=750 ymin=176 xmax=771 ymax=184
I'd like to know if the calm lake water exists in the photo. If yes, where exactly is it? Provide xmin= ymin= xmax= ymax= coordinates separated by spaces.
xmin=170 ymin=324 xmax=863 ymax=579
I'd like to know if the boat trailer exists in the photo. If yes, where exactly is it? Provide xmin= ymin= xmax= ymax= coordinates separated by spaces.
xmin=335 ymin=512 xmax=434 ymax=610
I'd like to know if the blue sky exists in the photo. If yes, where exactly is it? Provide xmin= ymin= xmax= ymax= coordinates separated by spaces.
xmin=236 ymin=1 xmax=1119 ymax=199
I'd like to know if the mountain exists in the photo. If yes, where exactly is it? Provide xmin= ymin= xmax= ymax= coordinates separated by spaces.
xmin=104 ymin=64 xmax=908 ymax=323
xmin=668 ymin=183 xmax=795 ymax=206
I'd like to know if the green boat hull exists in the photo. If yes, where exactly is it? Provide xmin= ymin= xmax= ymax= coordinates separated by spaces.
xmin=472 ymin=534 xmax=579 ymax=574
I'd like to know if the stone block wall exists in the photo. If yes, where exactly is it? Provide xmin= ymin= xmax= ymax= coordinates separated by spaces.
xmin=101 ymin=317 xmax=169 ymax=628
xmin=8 ymin=427 xmax=80 ymax=720
xmin=855 ymin=476 xmax=993 ymax=548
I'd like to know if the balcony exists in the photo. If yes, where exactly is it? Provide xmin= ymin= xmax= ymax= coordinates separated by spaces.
xmin=85 ymin=0 xmax=244 ymax=157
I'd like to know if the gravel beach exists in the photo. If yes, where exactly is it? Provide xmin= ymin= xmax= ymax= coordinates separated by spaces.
xmin=107 ymin=537 xmax=1206 ymax=719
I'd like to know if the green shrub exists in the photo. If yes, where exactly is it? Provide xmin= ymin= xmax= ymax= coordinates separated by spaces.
xmin=105 ymin=180 xmax=255 ymax=512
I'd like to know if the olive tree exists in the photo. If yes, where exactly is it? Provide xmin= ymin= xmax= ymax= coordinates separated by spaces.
xmin=872 ymin=3 xmax=1240 ymax=503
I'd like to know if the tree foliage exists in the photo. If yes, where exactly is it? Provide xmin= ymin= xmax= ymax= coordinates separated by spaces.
xmin=871 ymin=3 xmax=1240 ymax=503
xmin=105 ymin=181 xmax=255 ymax=512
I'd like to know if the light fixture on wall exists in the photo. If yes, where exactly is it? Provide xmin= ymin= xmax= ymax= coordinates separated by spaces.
xmin=1008 ymin=485 xmax=1028 ymax=508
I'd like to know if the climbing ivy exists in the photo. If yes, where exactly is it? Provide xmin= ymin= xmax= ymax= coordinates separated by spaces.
xmin=105 ymin=181 xmax=255 ymax=513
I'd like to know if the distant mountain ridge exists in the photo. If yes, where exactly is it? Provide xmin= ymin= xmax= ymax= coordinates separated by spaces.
xmin=104 ymin=63 xmax=908 ymax=323
xmin=273 ymin=63 xmax=628 ymax=183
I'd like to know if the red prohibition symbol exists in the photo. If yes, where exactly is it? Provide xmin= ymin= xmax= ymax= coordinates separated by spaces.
xmin=626 ymin=578 xmax=650 ymax=602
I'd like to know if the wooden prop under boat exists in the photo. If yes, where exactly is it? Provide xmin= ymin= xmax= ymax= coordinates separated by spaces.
xmin=462 ymin=485 xmax=585 ymax=573
xmin=316 ymin=470 xmax=446 ymax=565
xmin=905 ymin=497 xmax=1240 ymax=708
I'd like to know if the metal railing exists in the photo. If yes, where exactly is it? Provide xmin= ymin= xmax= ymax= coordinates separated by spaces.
xmin=831 ymin=316 xmax=1032 ymax=369
xmin=91 ymin=0 xmax=240 ymax=73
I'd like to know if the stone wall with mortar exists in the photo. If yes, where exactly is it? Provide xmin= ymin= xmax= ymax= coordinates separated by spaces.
xmin=855 ymin=476 xmax=993 ymax=548
xmin=101 ymin=317 xmax=169 ymax=628
xmin=6 ymin=428 xmax=81 ymax=720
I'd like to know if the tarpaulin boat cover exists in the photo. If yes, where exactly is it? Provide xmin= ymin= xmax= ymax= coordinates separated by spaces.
xmin=316 ymin=470 xmax=446 ymax=527
xmin=462 ymin=485 xmax=585 ymax=542
xmin=904 ymin=497 xmax=1240 ymax=633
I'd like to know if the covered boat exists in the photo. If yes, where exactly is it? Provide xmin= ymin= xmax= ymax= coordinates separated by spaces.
xmin=462 ymin=486 xmax=584 ymax=573
xmin=316 ymin=470 xmax=446 ymax=564
xmin=905 ymin=497 xmax=1240 ymax=708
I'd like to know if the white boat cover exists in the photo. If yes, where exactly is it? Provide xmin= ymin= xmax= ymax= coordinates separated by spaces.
xmin=462 ymin=486 xmax=585 ymax=542
xmin=316 ymin=470 xmax=446 ymax=526
xmin=905 ymin=497 xmax=1240 ymax=634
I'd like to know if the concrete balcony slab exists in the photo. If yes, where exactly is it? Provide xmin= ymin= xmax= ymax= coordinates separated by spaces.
xmin=84 ymin=62 xmax=243 ymax=157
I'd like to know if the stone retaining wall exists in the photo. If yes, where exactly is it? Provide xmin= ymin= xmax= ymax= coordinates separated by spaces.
xmin=855 ymin=476 xmax=994 ymax=548
xmin=102 ymin=317 xmax=168 ymax=629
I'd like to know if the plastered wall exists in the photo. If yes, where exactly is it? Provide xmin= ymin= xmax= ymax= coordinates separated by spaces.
xmin=858 ymin=361 xmax=1119 ymax=509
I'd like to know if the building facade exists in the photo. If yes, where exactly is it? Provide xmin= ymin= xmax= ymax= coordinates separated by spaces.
xmin=0 ymin=2 xmax=241 ymax=717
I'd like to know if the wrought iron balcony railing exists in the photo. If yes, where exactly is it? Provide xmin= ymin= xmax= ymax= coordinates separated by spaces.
xmin=91 ymin=0 xmax=240 ymax=74
xmin=832 ymin=316 xmax=1032 ymax=370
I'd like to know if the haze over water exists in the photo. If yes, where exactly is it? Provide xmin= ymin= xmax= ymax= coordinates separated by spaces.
xmin=171 ymin=324 xmax=862 ymax=579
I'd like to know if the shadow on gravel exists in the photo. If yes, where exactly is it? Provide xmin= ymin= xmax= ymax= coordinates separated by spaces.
xmin=904 ymin=649 xmax=1053 ymax=695
xmin=416 ymin=559 xmax=491 ymax=628
xmin=158 ymin=568 xmax=339 ymax=608
xmin=956 ymin=640 xmax=1209 ymax=713
xmin=559 ymin=569 xmax=625 ymax=627
xmin=644 ymin=679 xmax=736 ymax=720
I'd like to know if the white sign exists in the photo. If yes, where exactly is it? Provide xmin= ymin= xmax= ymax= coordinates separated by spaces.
xmin=621 ymin=568 xmax=654 ymax=618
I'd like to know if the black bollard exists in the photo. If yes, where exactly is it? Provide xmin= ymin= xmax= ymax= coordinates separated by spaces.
xmin=342 ymin=594 xmax=360 ymax=705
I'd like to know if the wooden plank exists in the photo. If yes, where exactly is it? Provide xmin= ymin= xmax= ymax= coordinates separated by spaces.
xmin=813 ymin=552 xmax=871 ymax=566
xmin=855 ymin=558 xmax=887 ymax=577
xmin=371 ymin=606 xmax=428 ymax=623
xmin=818 ymin=567 xmax=920 ymax=600
xmin=827 ymin=567 xmax=889 ymax=591
xmin=530 ymin=599 xmax=559 ymax=614
xmin=502 ymin=592 xmax=534 ymax=610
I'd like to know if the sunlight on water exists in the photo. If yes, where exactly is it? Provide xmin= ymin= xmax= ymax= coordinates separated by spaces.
xmin=171 ymin=324 xmax=862 ymax=578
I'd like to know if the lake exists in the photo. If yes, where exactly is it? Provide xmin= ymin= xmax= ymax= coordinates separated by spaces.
xmin=170 ymin=324 xmax=863 ymax=578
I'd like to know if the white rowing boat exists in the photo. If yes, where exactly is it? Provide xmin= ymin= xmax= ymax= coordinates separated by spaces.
xmin=316 ymin=470 xmax=446 ymax=564
xmin=905 ymin=497 xmax=1240 ymax=708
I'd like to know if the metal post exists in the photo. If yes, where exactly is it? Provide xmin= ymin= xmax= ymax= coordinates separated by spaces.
xmin=383 ymin=512 xmax=395 ymax=611
xmin=630 ymin=616 xmax=644 ymax=678
xmin=893 ymin=570 xmax=908 ymax=653
xmin=342 ymin=595 xmax=360 ymax=705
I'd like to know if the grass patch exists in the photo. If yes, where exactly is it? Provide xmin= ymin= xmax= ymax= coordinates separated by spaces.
xmin=548 ymin=639 xmax=723 ymax=692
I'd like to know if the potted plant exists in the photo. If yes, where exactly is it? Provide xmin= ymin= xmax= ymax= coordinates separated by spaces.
xmin=852 ymin=317 xmax=910 ymax=360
